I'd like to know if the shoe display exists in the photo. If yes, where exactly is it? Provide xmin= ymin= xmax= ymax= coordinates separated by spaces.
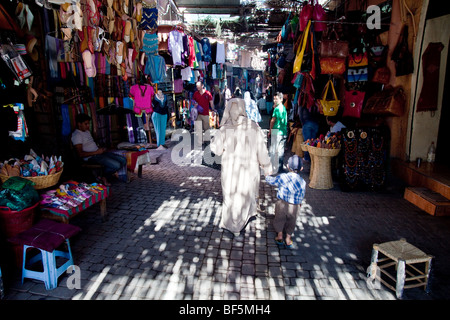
xmin=39 ymin=181 xmax=107 ymax=210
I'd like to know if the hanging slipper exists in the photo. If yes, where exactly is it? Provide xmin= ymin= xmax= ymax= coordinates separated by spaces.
xmin=82 ymin=50 xmax=96 ymax=78
xmin=108 ymin=41 xmax=116 ymax=65
xmin=126 ymin=47 xmax=134 ymax=74
xmin=135 ymin=1 xmax=142 ymax=23
xmin=113 ymin=0 xmax=123 ymax=16
xmin=123 ymin=20 xmax=132 ymax=43
xmin=88 ymin=26 xmax=95 ymax=53
xmin=61 ymin=27 xmax=73 ymax=41
xmin=114 ymin=17 xmax=123 ymax=41
xmin=88 ymin=0 xmax=101 ymax=27
xmin=73 ymin=2 xmax=83 ymax=31
xmin=116 ymin=41 xmax=124 ymax=64
xmin=123 ymin=0 xmax=129 ymax=15
xmin=79 ymin=26 xmax=88 ymax=53
xmin=94 ymin=27 xmax=107 ymax=52
xmin=140 ymin=51 xmax=146 ymax=66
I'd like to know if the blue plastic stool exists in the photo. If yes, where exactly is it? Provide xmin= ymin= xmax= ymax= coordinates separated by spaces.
xmin=22 ymin=239 xmax=74 ymax=290
xmin=9 ymin=219 xmax=81 ymax=290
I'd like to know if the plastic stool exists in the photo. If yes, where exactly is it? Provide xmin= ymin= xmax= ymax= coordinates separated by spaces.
xmin=9 ymin=219 xmax=81 ymax=290
xmin=368 ymin=238 xmax=433 ymax=298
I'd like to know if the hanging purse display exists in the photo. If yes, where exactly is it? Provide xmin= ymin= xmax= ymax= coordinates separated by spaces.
xmin=363 ymin=85 xmax=406 ymax=117
xmin=371 ymin=66 xmax=391 ymax=84
xmin=313 ymin=0 xmax=327 ymax=32
xmin=319 ymin=28 xmax=349 ymax=58
xmin=301 ymin=28 xmax=316 ymax=73
xmin=320 ymin=57 xmax=346 ymax=75
xmin=369 ymin=36 xmax=388 ymax=68
xmin=348 ymin=52 xmax=368 ymax=68
xmin=347 ymin=67 xmax=369 ymax=82
xmin=293 ymin=20 xmax=311 ymax=74
xmin=319 ymin=80 xmax=340 ymax=116
xmin=299 ymin=0 xmax=314 ymax=31
xmin=391 ymin=25 xmax=414 ymax=76
xmin=342 ymin=90 xmax=365 ymax=118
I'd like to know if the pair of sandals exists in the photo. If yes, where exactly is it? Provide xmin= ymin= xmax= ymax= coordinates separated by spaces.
xmin=275 ymin=237 xmax=294 ymax=249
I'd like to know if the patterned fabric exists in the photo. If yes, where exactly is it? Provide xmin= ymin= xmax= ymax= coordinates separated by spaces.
xmin=142 ymin=33 xmax=159 ymax=55
xmin=265 ymin=172 xmax=306 ymax=205
xmin=140 ymin=7 xmax=158 ymax=30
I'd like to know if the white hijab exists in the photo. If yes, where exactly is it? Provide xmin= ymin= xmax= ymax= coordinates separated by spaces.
xmin=220 ymin=98 xmax=247 ymax=126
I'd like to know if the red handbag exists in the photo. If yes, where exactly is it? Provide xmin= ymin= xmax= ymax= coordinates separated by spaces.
xmin=342 ymin=90 xmax=365 ymax=118
xmin=299 ymin=1 xmax=314 ymax=31
xmin=313 ymin=0 xmax=327 ymax=32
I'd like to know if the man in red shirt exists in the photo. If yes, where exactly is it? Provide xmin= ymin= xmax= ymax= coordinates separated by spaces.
xmin=193 ymin=81 xmax=215 ymax=146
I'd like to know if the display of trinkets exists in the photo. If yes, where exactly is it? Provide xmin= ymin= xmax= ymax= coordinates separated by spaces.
xmin=40 ymin=181 xmax=108 ymax=211
xmin=340 ymin=128 xmax=388 ymax=191
xmin=0 ymin=149 xmax=63 ymax=177
xmin=305 ymin=132 xmax=342 ymax=149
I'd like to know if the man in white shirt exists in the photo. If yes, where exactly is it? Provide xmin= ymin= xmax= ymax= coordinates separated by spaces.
xmin=72 ymin=114 xmax=126 ymax=186
xmin=326 ymin=116 xmax=346 ymax=133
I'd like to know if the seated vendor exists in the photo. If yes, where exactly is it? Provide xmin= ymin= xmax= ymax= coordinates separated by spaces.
xmin=72 ymin=113 xmax=126 ymax=186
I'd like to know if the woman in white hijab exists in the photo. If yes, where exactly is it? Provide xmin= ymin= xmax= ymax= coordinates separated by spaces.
xmin=243 ymin=91 xmax=262 ymax=123
xmin=211 ymin=98 xmax=272 ymax=236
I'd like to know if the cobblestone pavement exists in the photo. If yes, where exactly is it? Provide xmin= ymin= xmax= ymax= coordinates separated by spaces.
xmin=2 ymin=116 xmax=450 ymax=303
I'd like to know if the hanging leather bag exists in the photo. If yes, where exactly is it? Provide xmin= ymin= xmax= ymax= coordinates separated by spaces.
xmin=319 ymin=80 xmax=340 ymax=116
xmin=313 ymin=0 xmax=327 ymax=32
xmin=293 ymin=20 xmax=311 ymax=73
xmin=320 ymin=57 xmax=346 ymax=75
xmin=363 ymin=85 xmax=406 ymax=117
xmin=391 ymin=25 xmax=414 ymax=76
xmin=319 ymin=28 xmax=349 ymax=58
xmin=342 ymin=90 xmax=365 ymax=118
xmin=299 ymin=1 xmax=314 ymax=31
xmin=371 ymin=66 xmax=391 ymax=84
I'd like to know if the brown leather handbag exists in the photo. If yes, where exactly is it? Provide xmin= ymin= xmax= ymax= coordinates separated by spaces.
xmin=319 ymin=28 xmax=349 ymax=58
xmin=363 ymin=85 xmax=406 ymax=117
xmin=371 ymin=66 xmax=391 ymax=84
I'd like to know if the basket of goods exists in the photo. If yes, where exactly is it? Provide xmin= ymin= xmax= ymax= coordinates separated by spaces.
xmin=304 ymin=133 xmax=341 ymax=189
xmin=0 ymin=149 xmax=63 ymax=190
xmin=304 ymin=132 xmax=341 ymax=156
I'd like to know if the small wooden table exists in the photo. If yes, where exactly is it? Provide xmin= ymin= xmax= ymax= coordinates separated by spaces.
xmin=40 ymin=186 xmax=110 ymax=223
xmin=112 ymin=150 xmax=151 ymax=181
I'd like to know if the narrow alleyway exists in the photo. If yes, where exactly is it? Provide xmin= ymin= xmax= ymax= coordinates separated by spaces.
xmin=2 ymin=114 xmax=450 ymax=302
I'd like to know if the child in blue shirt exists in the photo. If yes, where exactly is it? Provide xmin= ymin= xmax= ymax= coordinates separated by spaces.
xmin=265 ymin=155 xmax=306 ymax=248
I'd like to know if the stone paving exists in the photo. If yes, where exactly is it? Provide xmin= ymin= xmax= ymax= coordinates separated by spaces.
xmin=2 ymin=115 xmax=450 ymax=302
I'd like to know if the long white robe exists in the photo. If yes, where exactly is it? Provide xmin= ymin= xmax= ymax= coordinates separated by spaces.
xmin=211 ymin=99 xmax=272 ymax=234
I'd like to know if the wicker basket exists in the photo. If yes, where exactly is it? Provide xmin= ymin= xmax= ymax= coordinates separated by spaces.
xmin=301 ymin=143 xmax=309 ymax=152
xmin=0 ymin=169 xmax=63 ymax=190
xmin=307 ymin=146 xmax=340 ymax=189
xmin=307 ymin=145 xmax=340 ymax=157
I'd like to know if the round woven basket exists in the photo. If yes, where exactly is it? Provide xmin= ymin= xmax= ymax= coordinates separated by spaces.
xmin=301 ymin=143 xmax=309 ymax=152
xmin=307 ymin=145 xmax=340 ymax=157
xmin=307 ymin=146 xmax=340 ymax=189
xmin=0 ymin=169 xmax=63 ymax=190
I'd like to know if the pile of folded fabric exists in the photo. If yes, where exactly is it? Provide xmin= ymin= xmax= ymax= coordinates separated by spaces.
xmin=40 ymin=181 xmax=107 ymax=211
xmin=0 ymin=149 xmax=63 ymax=178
